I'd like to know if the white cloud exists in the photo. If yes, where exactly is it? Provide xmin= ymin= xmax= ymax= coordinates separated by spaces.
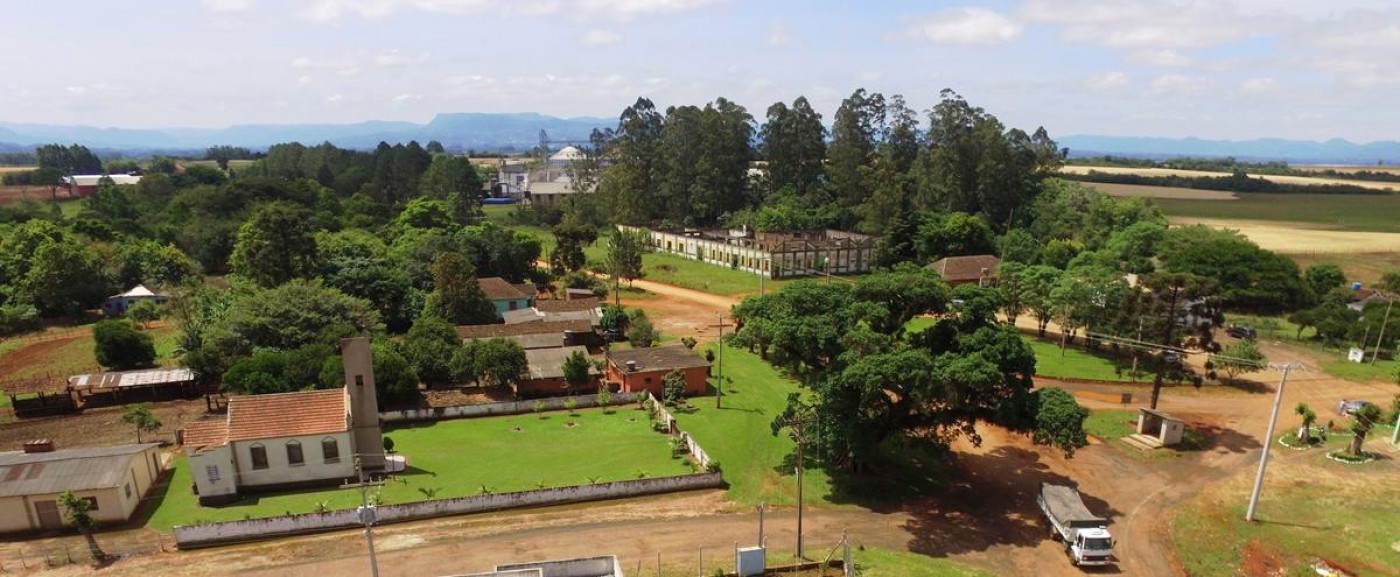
xmin=767 ymin=24 xmax=790 ymax=47
xmin=575 ymin=0 xmax=717 ymax=21
xmin=299 ymin=0 xmax=494 ymax=22
xmin=1087 ymin=71 xmax=1129 ymax=92
xmin=291 ymin=55 xmax=360 ymax=76
xmin=393 ymin=93 xmax=422 ymax=104
xmin=1237 ymin=77 xmax=1276 ymax=95
xmin=1021 ymin=0 xmax=1267 ymax=49
xmin=297 ymin=75 xmax=314 ymax=86
xmin=507 ymin=1 xmax=559 ymax=16
xmin=581 ymin=29 xmax=622 ymax=46
xmin=904 ymin=7 xmax=1022 ymax=46
xmin=373 ymin=50 xmax=429 ymax=66
xmin=325 ymin=94 xmax=344 ymax=103
xmin=1127 ymin=49 xmax=1193 ymax=67
xmin=201 ymin=0 xmax=252 ymax=12
xmin=1149 ymin=74 xmax=1211 ymax=94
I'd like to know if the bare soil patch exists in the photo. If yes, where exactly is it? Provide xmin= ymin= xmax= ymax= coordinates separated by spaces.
xmin=0 ymin=398 xmax=211 ymax=450
xmin=1170 ymin=217 xmax=1400 ymax=253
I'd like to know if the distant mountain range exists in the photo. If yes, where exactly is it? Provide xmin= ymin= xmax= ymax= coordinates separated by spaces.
xmin=1059 ymin=135 xmax=1400 ymax=165
xmin=2 ymin=113 xmax=1399 ymax=165
xmin=0 ymin=113 xmax=615 ymax=155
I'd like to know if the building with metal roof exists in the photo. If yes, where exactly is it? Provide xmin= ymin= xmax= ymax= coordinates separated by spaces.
xmin=0 ymin=442 xmax=163 ymax=533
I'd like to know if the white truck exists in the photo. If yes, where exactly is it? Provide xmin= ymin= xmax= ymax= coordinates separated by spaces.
xmin=1037 ymin=482 xmax=1116 ymax=567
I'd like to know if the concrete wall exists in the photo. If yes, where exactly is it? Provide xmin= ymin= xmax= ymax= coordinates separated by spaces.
xmin=0 ymin=497 xmax=32 ymax=533
xmin=231 ymin=432 xmax=356 ymax=488
xmin=189 ymin=444 xmax=238 ymax=501
xmin=496 ymin=556 xmax=623 ymax=577
xmin=173 ymin=472 xmax=724 ymax=548
xmin=380 ymin=392 xmax=641 ymax=424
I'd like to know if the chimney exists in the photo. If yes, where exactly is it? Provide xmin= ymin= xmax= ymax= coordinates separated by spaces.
xmin=22 ymin=439 xmax=55 ymax=453
xmin=626 ymin=360 xmax=638 ymax=372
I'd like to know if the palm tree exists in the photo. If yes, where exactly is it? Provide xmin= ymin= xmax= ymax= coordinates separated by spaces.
xmin=57 ymin=491 xmax=105 ymax=562
xmin=1294 ymin=402 xmax=1317 ymax=443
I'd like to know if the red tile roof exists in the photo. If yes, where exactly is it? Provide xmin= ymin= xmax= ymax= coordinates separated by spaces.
xmin=181 ymin=419 xmax=228 ymax=451
xmin=456 ymin=319 xmax=593 ymax=340
xmin=478 ymin=277 xmax=530 ymax=301
xmin=536 ymin=298 xmax=601 ymax=313
xmin=927 ymin=255 xmax=1000 ymax=283
xmin=225 ymin=389 xmax=348 ymax=443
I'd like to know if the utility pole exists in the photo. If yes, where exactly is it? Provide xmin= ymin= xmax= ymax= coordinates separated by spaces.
xmin=713 ymin=313 xmax=729 ymax=409
xmin=1245 ymin=362 xmax=1304 ymax=522
xmin=1369 ymin=294 xmax=1394 ymax=364
xmin=777 ymin=409 xmax=815 ymax=560
xmin=355 ymin=456 xmax=381 ymax=577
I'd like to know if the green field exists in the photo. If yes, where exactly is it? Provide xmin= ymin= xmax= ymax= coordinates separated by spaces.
xmin=1150 ymin=193 xmax=1400 ymax=233
xmin=146 ymin=407 xmax=689 ymax=530
xmin=669 ymin=345 xmax=831 ymax=506
xmin=1025 ymin=338 xmax=1138 ymax=382
xmin=852 ymin=548 xmax=996 ymax=577
xmin=1083 ymin=409 xmax=1137 ymax=441
xmin=1319 ymin=357 xmax=1397 ymax=384
xmin=1171 ymin=466 xmax=1400 ymax=576
xmin=0 ymin=324 xmax=179 ymax=380
xmin=636 ymin=251 xmax=802 ymax=296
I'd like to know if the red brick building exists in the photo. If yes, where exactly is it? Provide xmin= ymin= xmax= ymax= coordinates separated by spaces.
xmin=605 ymin=346 xmax=711 ymax=398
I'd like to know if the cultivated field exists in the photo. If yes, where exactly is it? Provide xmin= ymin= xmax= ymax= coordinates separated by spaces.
xmin=1171 ymin=218 xmax=1400 ymax=254
xmin=1061 ymin=165 xmax=1400 ymax=191
xmin=0 ymin=165 xmax=35 ymax=173
xmin=1084 ymin=182 xmax=1238 ymax=200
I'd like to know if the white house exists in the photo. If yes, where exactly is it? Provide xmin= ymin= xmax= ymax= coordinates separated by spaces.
xmin=101 ymin=284 xmax=170 ymax=318
xmin=181 ymin=338 xmax=384 ymax=505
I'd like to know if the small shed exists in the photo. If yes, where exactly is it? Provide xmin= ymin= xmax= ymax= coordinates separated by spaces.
xmin=1347 ymin=347 xmax=1366 ymax=363
xmin=1135 ymin=408 xmax=1185 ymax=447
xmin=102 ymin=284 xmax=169 ymax=318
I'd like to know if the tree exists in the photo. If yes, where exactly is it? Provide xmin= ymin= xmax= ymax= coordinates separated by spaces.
xmin=662 ymin=369 xmax=687 ymax=405
xmin=607 ymin=227 xmax=649 ymax=285
xmin=474 ymin=338 xmax=527 ymax=388
xmin=93 ymin=319 xmax=156 ymax=370
xmin=1033 ymin=388 xmax=1089 ymax=457
xmin=205 ymin=279 xmax=381 ymax=360
xmin=57 ymin=491 xmax=105 ymax=562
xmin=23 ymin=237 xmax=113 ymax=317
xmin=1294 ymin=402 xmax=1317 ymax=443
xmin=1348 ymin=402 xmax=1383 ymax=456
xmin=31 ymin=166 xmax=63 ymax=200
xmin=402 ymin=316 xmax=461 ymax=386
xmin=371 ymin=341 xmax=419 ymax=404
xmin=423 ymin=251 xmax=497 ymax=325
xmin=760 ymin=97 xmax=827 ymax=199
xmin=550 ymin=222 xmax=596 ymax=274
xmin=120 ymin=404 xmax=162 ymax=443
xmin=627 ymin=309 xmax=657 ymax=347
xmin=126 ymin=299 xmax=161 ymax=329
xmin=1303 ymin=263 xmax=1347 ymax=304
xmin=1216 ymin=340 xmax=1265 ymax=383
xmin=394 ymin=198 xmax=454 ymax=230
xmin=562 ymin=350 xmax=592 ymax=391
xmin=229 ymin=202 xmax=319 ymax=288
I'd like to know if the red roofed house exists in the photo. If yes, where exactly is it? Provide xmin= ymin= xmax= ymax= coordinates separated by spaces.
xmin=181 ymin=338 xmax=384 ymax=505
xmin=605 ymin=346 xmax=711 ymax=398
xmin=927 ymin=254 xmax=1000 ymax=287
xmin=478 ymin=277 xmax=536 ymax=319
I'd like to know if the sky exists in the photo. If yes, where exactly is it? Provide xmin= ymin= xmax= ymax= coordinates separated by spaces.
xmin=3 ymin=0 xmax=1400 ymax=141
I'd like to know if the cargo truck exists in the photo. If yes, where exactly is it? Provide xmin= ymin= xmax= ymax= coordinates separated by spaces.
xmin=1037 ymin=482 xmax=1115 ymax=566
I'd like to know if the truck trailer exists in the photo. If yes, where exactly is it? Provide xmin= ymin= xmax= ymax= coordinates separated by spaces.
xmin=1037 ymin=482 xmax=1116 ymax=566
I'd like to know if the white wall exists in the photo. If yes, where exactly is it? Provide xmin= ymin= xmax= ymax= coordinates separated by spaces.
xmin=381 ymin=392 xmax=641 ymax=424
xmin=190 ymin=444 xmax=238 ymax=499
xmin=0 ymin=497 xmax=31 ymax=533
xmin=232 ymin=432 xmax=355 ymax=488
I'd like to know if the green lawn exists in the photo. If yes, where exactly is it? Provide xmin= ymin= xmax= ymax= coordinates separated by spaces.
xmin=1152 ymin=192 xmax=1400 ymax=233
xmin=1083 ymin=409 xmax=1137 ymax=441
xmin=1320 ymin=357 xmax=1397 ymax=384
xmin=852 ymin=548 xmax=996 ymax=577
xmin=669 ymin=345 xmax=832 ymax=507
xmin=146 ymin=407 xmax=690 ymax=530
xmin=1171 ymin=471 xmax=1400 ymax=576
xmin=1223 ymin=313 xmax=1317 ymax=341
xmin=1027 ymin=339 xmax=1140 ymax=382
xmin=633 ymin=251 xmax=803 ymax=296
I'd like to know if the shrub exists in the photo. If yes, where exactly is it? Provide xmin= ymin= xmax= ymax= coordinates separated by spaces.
xmin=680 ymin=336 xmax=697 ymax=350
xmin=382 ymin=436 xmax=396 ymax=453
xmin=93 ymin=319 xmax=156 ymax=370
xmin=0 ymin=304 xmax=40 ymax=336
xmin=564 ymin=396 xmax=578 ymax=416
xmin=705 ymin=460 xmax=722 ymax=474
xmin=533 ymin=400 xmax=545 ymax=417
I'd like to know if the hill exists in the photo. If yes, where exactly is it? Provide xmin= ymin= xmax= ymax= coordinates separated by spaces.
xmin=1060 ymin=135 xmax=1400 ymax=165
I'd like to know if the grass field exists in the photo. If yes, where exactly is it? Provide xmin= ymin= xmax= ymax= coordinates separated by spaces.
xmin=1170 ymin=454 xmax=1400 ymax=576
xmin=638 ymin=252 xmax=802 ymax=296
xmin=1083 ymin=409 xmax=1137 ymax=441
xmin=1062 ymin=165 xmax=1400 ymax=192
xmin=1289 ymin=252 xmax=1400 ymax=288
xmin=147 ymin=406 xmax=689 ymax=530
xmin=0 ymin=324 xmax=179 ymax=380
xmin=1319 ymin=357 xmax=1397 ymax=384
xmin=908 ymin=319 xmax=1138 ymax=382
xmin=1151 ymin=193 xmax=1400 ymax=234
xmin=852 ymin=548 xmax=996 ymax=577
xmin=669 ymin=345 xmax=832 ymax=507
xmin=1086 ymin=182 xmax=1238 ymax=200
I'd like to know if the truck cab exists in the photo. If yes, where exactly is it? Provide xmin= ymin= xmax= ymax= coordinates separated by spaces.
xmin=1069 ymin=527 xmax=1115 ymax=566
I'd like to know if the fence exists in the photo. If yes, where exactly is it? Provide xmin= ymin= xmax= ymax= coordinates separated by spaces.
xmin=0 ymin=532 xmax=168 ymax=572
xmin=380 ymin=392 xmax=643 ymax=424
xmin=647 ymin=394 xmax=714 ymax=470
xmin=173 ymin=472 xmax=724 ymax=548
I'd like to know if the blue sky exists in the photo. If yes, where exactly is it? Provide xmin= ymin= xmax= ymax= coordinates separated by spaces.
xmin=3 ymin=0 xmax=1399 ymax=141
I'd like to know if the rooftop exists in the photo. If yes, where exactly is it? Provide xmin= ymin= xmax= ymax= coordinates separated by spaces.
xmin=109 ymin=284 xmax=167 ymax=299
xmin=69 ymin=367 xmax=195 ymax=391
xmin=63 ymin=174 xmax=141 ymax=186
xmin=456 ymin=319 xmax=593 ymax=340
xmin=535 ymin=298 xmax=601 ymax=313
xmin=525 ymin=346 xmax=593 ymax=380
xmin=0 ymin=443 xmax=158 ymax=498
xmin=927 ymin=254 xmax=1000 ymax=283
xmin=185 ymin=389 xmax=349 ymax=451
xmin=479 ymin=277 xmax=532 ymax=301
xmin=608 ymin=345 xmax=710 ymax=373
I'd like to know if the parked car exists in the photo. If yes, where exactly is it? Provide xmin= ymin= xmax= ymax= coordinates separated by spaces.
xmin=1226 ymin=324 xmax=1258 ymax=339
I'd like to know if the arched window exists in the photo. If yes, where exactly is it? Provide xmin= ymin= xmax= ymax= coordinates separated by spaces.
xmin=286 ymin=440 xmax=304 ymax=466
xmin=249 ymin=444 xmax=268 ymax=470
xmin=322 ymin=437 xmax=340 ymax=464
